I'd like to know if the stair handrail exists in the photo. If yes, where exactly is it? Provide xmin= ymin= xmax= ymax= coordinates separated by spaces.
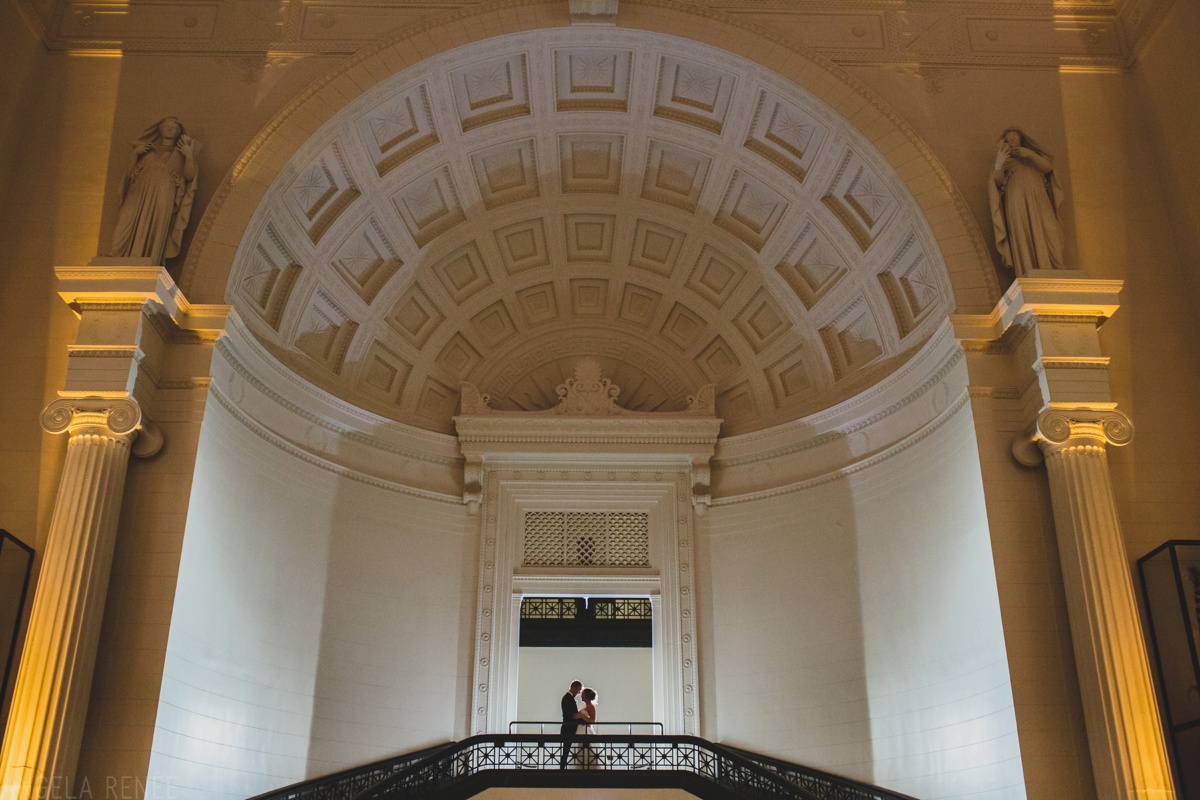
xmin=245 ymin=743 xmax=453 ymax=800
xmin=244 ymin=735 xmax=925 ymax=800
xmin=725 ymin=745 xmax=922 ymax=800
xmin=351 ymin=733 xmax=821 ymax=800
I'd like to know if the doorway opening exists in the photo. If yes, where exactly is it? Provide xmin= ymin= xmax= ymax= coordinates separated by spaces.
xmin=514 ymin=596 xmax=656 ymax=733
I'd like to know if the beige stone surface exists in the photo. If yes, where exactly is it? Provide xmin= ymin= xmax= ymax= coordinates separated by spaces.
xmin=0 ymin=0 xmax=1197 ymax=798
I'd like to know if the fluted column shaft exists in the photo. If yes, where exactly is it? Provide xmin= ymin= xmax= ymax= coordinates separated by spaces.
xmin=1034 ymin=409 xmax=1174 ymax=800
xmin=0 ymin=400 xmax=140 ymax=800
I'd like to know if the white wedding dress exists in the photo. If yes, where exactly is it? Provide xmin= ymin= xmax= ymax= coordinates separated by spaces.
xmin=576 ymin=704 xmax=598 ymax=767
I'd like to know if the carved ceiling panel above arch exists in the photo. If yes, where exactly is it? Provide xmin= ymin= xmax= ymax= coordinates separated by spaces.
xmin=225 ymin=27 xmax=964 ymax=436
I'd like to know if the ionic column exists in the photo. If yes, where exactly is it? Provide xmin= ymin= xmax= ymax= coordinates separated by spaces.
xmin=0 ymin=398 xmax=148 ymax=800
xmin=1016 ymin=408 xmax=1174 ymax=800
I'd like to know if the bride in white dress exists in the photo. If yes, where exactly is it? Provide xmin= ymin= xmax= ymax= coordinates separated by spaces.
xmin=576 ymin=687 xmax=598 ymax=767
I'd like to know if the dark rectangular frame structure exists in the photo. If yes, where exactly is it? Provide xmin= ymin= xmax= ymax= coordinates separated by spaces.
xmin=1137 ymin=539 xmax=1200 ymax=800
xmin=519 ymin=597 xmax=653 ymax=648
xmin=0 ymin=529 xmax=35 ymax=739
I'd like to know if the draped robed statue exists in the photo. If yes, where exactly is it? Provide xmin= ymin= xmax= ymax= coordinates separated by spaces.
xmin=108 ymin=117 xmax=200 ymax=265
xmin=988 ymin=127 xmax=1066 ymax=276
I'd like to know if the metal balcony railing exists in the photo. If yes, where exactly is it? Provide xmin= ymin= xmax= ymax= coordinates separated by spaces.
xmin=247 ymin=730 xmax=923 ymax=800
xmin=351 ymin=734 xmax=817 ymax=800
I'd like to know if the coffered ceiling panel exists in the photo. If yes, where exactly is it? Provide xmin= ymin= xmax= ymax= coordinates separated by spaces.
xmin=227 ymin=27 xmax=960 ymax=435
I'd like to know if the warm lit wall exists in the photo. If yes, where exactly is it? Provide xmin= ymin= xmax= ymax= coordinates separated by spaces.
xmin=700 ymin=398 xmax=1022 ymax=800
xmin=144 ymin=396 xmax=473 ymax=798
xmin=845 ymin=53 xmax=1200 ymax=800
xmin=1132 ymin=0 xmax=1200 ymax=315
xmin=1 ymin=1 xmax=1198 ymax=797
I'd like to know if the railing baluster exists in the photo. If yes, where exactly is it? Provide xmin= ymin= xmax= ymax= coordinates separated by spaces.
xmin=254 ymin=731 xmax=921 ymax=800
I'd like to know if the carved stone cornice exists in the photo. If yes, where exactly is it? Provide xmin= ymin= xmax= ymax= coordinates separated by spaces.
xmin=454 ymin=415 xmax=723 ymax=445
xmin=14 ymin=0 xmax=1165 ymax=69
xmin=1012 ymin=407 xmax=1133 ymax=467
xmin=953 ymin=275 xmax=1122 ymax=348
xmin=456 ymin=361 xmax=721 ymax=447
xmin=460 ymin=359 xmax=716 ymax=419
xmin=55 ymin=265 xmax=230 ymax=337
xmin=455 ymin=360 xmax=721 ymax=513
xmin=41 ymin=397 xmax=163 ymax=457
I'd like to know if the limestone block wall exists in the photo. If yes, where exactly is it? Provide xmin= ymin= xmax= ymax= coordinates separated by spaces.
xmin=145 ymin=396 xmax=472 ymax=799
xmin=700 ymin=398 xmax=1022 ymax=800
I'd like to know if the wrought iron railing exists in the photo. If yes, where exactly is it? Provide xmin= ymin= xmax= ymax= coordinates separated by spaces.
xmin=351 ymin=735 xmax=821 ymax=800
xmin=727 ymin=746 xmax=920 ymax=800
xmin=249 ymin=735 xmax=922 ymax=800
xmin=245 ymin=744 xmax=452 ymax=800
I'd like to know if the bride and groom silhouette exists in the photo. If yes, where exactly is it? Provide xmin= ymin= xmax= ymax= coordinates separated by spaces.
xmin=558 ymin=679 xmax=599 ymax=768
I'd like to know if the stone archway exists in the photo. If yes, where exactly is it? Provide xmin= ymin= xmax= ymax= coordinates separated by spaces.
xmin=147 ymin=5 xmax=1028 ymax=796
xmin=178 ymin=2 xmax=997 ymax=439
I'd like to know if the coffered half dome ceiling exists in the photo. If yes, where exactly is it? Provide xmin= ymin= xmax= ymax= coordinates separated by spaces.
xmin=227 ymin=28 xmax=957 ymax=436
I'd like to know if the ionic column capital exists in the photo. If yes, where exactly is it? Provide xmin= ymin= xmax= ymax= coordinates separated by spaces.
xmin=1012 ymin=407 xmax=1133 ymax=466
xmin=40 ymin=397 xmax=163 ymax=456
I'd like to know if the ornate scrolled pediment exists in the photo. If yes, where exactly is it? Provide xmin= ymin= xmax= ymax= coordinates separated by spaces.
xmin=553 ymin=358 xmax=622 ymax=415
xmin=454 ymin=359 xmax=722 ymax=514
xmin=459 ymin=358 xmax=715 ymax=419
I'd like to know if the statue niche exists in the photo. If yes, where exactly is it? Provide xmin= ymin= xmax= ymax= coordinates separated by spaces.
xmin=988 ymin=127 xmax=1066 ymax=276
xmin=107 ymin=117 xmax=200 ymax=265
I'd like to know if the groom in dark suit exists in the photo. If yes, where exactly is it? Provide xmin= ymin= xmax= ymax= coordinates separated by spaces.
xmin=559 ymin=680 xmax=583 ymax=768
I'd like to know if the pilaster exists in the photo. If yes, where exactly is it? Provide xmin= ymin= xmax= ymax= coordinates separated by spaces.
xmin=0 ymin=399 xmax=141 ymax=800
xmin=956 ymin=275 xmax=1175 ymax=800
xmin=1020 ymin=408 xmax=1173 ymax=800
xmin=0 ymin=267 xmax=227 ymax=800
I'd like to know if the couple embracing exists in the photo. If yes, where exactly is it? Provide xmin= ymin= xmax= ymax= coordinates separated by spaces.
xmin=558 ymin=679 xmax=599 ymax=768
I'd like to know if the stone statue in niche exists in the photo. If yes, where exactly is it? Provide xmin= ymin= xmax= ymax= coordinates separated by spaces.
xmin=988 ymin=128 xmax=1066 ymax=275
xmin=107 ymin=117 xmax=200 ymax=265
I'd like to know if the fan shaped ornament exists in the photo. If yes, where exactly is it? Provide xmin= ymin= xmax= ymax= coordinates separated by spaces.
xmin=457 ymin=359 xmax=715 ymax=417
xmin=553 ymin=358 xmax=621 ymax=415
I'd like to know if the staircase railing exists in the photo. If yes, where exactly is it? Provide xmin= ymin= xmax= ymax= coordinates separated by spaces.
xmin=250 ymin=734 xmax=921 ymax=800
xmin=726 ymin=746 xmax=921 ymax=800
xmin=246 ymin=744 xmax=452 ymax=800
xmin=352 ymin=734 xmax=821 ymax=799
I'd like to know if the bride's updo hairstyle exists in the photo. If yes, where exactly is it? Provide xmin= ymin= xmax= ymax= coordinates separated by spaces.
xmin=582 ymin=688 xmax=597 ymax=702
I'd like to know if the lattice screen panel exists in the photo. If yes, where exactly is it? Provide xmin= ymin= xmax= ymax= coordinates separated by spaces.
xmin=523 ymin=511 xmax=650 ymax=567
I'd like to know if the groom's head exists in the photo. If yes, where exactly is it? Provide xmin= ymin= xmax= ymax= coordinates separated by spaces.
xmin=569 ymin=680 xmax=583 ymax=695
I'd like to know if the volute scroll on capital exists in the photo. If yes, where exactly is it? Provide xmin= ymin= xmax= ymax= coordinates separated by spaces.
xmin=40 ymin=397 xmax=164 ymax=457
xmin=1011 ymin=407 xmax=1133 ymax=466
